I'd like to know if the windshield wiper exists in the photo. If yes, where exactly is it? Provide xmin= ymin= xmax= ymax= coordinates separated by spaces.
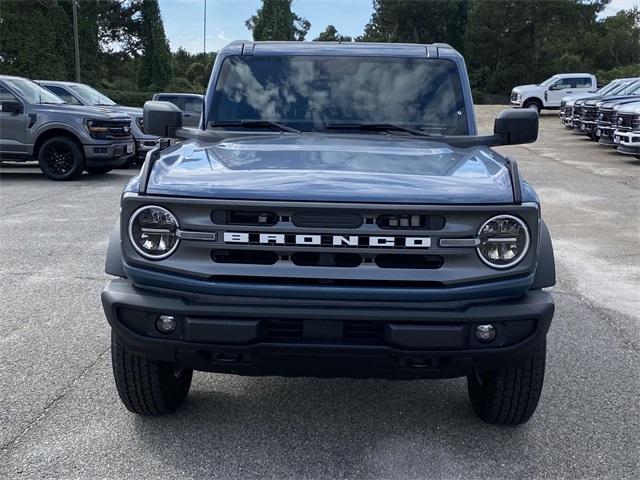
xmin=210 ymin=120 xmax=300 ymax=133
xmin=325 ymin=122 xmax=432 ymax=137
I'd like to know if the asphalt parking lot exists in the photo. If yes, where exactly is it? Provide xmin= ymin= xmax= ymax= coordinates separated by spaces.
xmin=1 ymin=106 xmax=638 ymax=479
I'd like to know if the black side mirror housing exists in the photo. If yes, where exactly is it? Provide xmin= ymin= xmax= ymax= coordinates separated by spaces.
xmin=1 ymin=101 xmax=23 ymax=114
xmin=494 ymin=109 xmax=538 ymax=145
xmin=143 ymin=101 xmax=183 ymax=137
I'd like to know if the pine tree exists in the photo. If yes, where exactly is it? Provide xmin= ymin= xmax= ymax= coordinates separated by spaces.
xmin=245 ymin=0 xmax=310 ymax=41
xmin=136 ymin=0 xmax=172 ymax=90
xmin=313 ymin=25 xmax=352 ymax=42
xmin=358 ymin=0 xmax=469 ymax=51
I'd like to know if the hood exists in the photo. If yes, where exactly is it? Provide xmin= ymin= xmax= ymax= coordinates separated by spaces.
xmin=33 ymin=103 xmax=129 ymax=120
xmin=615 ymin=101 xmax=640 ymax=114
xmin=512 ymin=84 xmax=538 ymax=93
xmin=562 ymin=92 xmax=594 ymax=103
xmin=112 ymin=105 xmax=143 ymax=118
xmin=145 ymin=134 xmax=519 ymax=204
xmin=585 ymin=94 xmax=639 ymax=106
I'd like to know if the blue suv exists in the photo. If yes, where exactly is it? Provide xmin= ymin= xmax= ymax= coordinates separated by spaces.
xmin=102 ymin=41 xmax=555 ymax=425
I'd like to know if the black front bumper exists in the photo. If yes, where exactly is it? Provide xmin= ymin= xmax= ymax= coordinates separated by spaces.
xmin=102 ymin=279 xmax=554 ymax=379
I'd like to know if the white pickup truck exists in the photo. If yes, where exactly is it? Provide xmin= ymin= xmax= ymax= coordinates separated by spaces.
xmin=511 ymin=73 xmax=597 ymax=113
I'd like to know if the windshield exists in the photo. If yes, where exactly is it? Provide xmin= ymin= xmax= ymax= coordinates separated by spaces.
xmin=211 ymin=55 xmax=468 ymax=135
xmin=608 ymin=81 xmax=633 ymax=95
xmin=4 ymin=77 xmax=65 ymax=104
xmin=70 ymin=84 xmax=116 ymax=106
xmin=628 ymin=81 xmax=640 ymax=94
xmin=598 ymin=81 xmax=622 ymax=95
xmin=539 ymin=76 xmax=559 ymax=87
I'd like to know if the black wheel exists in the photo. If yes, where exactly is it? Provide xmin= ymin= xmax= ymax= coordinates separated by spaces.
xmin=467 ymin=340 xmax=546 ymax=425
xmin=38 ymin=137 xmax=85 ymax=180
xmin=523 ymin=100 xmax=542 ymax=114
xmin=111 ymin=333 xmax=193 ymax=415
xmin=85 ymin=166 xmax=113 ymax=175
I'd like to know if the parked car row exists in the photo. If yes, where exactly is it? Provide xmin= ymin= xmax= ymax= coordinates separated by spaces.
xmin=0 ymin=74 xmax=204 ymax=180
xmin=558 ymin=77 xmax=640 ymax=158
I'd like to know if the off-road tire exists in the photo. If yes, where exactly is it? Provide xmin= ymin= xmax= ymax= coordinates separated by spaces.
xmin=85 ymin=166 xmax=114 ymax=175
xmin=467 ymin=340 xmax=546 ymax=425
xmin=38 ymin=136 xmax=85 ymax=180
xmin=111 ymin=333 xmax=193 ymax=415
xmin=523 ymin=99 xmax=542 ymax=114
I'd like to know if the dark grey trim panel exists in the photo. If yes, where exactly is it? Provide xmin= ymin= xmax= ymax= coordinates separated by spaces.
xmin=532 ymin=220 xmax=555 ymax=289
xmin=105 ymin=220 xmax=126 ymax=278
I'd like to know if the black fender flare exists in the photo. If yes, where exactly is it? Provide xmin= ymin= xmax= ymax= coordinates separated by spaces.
xmin=532 ymin=220 xmax=556 ymax=289
xmin=105 ymin=219 xmax=126 ymax=278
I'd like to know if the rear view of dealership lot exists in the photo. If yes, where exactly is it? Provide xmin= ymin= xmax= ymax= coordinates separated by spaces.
xmin=1 ymin=107 xmax=638 ymax=478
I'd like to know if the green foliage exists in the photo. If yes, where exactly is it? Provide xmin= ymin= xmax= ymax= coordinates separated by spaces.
xmin=103 ymin=89 xmax=154 ymax=107
xmin=464 ymin=0 xmax=639 ymax=95
xmin=136 ymin=0 xmax=172 ymax=90
xmin=0 ymin=0 xmax=73 ymax=79
xmin=246 ymin=0 xmax=310 ymax=41
xmin=358 ymin=0 xmax=470 ymax=52
xmin=314 ymin=25 xmax=353 ymax=42
xmin=596 ymin=64 xmax=640 ymax=84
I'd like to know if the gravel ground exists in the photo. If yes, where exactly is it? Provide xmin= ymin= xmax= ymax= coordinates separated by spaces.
xmin=1 ymin=107 xmax=638 ymax=479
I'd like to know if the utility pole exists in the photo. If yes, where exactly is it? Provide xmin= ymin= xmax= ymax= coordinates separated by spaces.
xmin=72 ymin=0 xmax=81 ymax=82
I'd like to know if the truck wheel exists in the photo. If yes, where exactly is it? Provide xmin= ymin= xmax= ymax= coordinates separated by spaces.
xmin=38 ymin=137 xmax=85 ymax=180
xmin=523 ymin=100 xmax=541 ymax=114
xmin=85 ymin=166 xmax=113 ymax=175
xmin=111 ymin=333 xmax=193 ymax=415
xmin=467 ymin=340 xmax=546 ymax=425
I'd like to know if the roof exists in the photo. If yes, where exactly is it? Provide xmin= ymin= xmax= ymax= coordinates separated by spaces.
xmin=153 ymin=93 xmax=204 ymax=98
xmin=554 ymin=73 xmax=595 ymax=77
xmin=221 ymin=40 xmax=460 ymax=59
xmin=36 ymin=80 xmax=80 ymax=86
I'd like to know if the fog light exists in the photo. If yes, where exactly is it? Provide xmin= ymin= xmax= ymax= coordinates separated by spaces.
xmin=475 ymin=324 xmax=496 ymax=343
xmin=156 ymin=315 xmax=176 ymax=334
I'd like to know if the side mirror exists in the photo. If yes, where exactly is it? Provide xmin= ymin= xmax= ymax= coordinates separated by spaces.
xmin=494 ymin=109 xmax=538 ymax=145
xmin=1 ymin=101 xmax=23 ymax=114
xmin=548 ymin=84 xmax=557 ymax=91
xmin=143 ymin=101 xmax=183 ymax=137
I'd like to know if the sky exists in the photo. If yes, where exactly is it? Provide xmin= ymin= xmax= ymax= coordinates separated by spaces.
xmin=158 ymin=0 xmax=639 ymax=54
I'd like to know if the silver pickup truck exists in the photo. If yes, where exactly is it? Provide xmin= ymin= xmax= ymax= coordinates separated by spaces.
xmin=0 ymin=75 xmax=134 ymax=180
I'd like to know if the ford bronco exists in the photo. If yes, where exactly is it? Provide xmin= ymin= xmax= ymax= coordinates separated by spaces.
xmin=102 ymin=41 xmax=555 ymax=425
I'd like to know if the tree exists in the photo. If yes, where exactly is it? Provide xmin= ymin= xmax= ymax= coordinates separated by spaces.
xmin=358 ymin=0 xmax=470 ymax=52
xmin=313 ymin=25 xmax=352 ymax=42
xmin=245 ymin=0 xmax=310 ymax=41
xmin=465 ymin=0 xmax=611 ymax=95
xmin=0 ymin=1 xmax=73 ymax=79
xmin=135 ymin=0 xmax=172 ymax=90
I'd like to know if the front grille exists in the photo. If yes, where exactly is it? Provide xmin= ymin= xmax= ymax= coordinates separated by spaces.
xmin=617 ymin=114 xmax=639 ymax=131
xmin=598 ymin=109 xmax=613 ymax=125
xmin=106 ymin=120 xmax=132 ymax=138
xmin=511 ymin=92 xmax=518 ymax=102
xmin=581 ymin=106 xmax=597 ymax=122
xmin=123 ymin=197 xmax=540 ymax=287
xmin=618 ymin=113 xmax=634 ymax=130
xmin=264 ymin=318 xmax=384 ymax=344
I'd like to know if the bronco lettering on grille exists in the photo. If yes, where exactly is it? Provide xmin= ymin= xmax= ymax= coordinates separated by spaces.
xmin=223 ymin=232 xmax=431 ymax=248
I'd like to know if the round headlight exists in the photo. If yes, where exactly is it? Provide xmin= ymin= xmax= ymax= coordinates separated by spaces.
xmin=128 ymin=206 xmax=180 ymax=260
xmin=476 ymin=215 xmax=530 ymax=269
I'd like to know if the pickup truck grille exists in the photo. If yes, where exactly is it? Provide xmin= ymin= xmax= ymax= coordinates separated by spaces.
xmin=581 ymin=106 xmax=598 ymax=122
xmin=617 ymin=114 xmax=639 ymax=131
xmin=597 ymin=109 xmax=613 ymax=125
xmin=106 ymin=120 xmax=132 ymax=138
xmin=122 ymin=198 xmax=540 ymax=287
